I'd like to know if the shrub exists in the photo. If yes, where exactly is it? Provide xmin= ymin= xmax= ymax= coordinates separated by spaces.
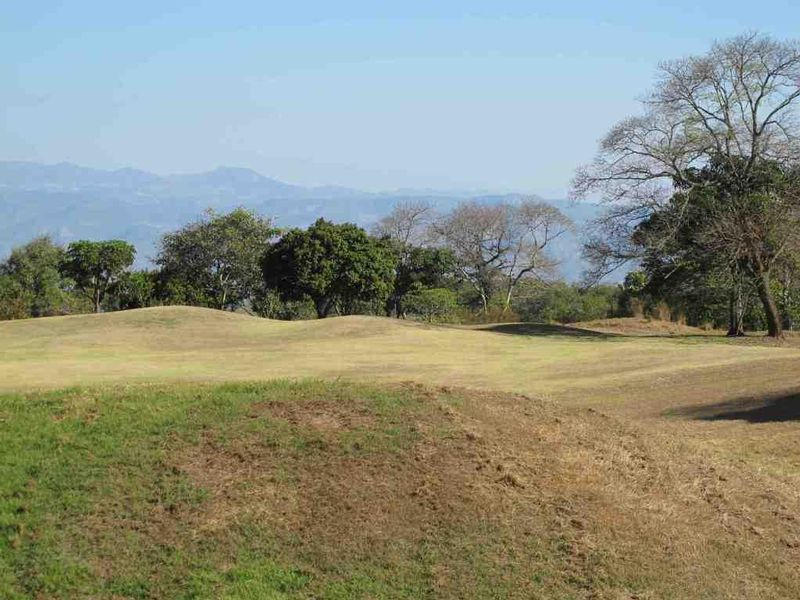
xmin=405 ymin=288 xmax=459 ymax=323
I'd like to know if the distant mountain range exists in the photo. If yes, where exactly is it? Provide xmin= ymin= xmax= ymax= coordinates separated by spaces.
xmin=0 ymin=161 xmax=604 ymax=281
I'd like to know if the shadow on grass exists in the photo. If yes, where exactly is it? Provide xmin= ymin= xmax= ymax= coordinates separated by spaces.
xmin=667 ymin=391 xmax=800 ymax=423
xmin=479 ymin=322 xmax=747 ymax=344
xmin=480 ymin=323 xmax=619 ymax=339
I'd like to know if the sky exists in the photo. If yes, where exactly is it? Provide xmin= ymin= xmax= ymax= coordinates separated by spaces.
xmin=2 ymin=1 xmax=800 ymax=196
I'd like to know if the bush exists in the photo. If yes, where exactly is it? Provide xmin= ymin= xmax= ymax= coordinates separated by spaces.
xmin=405 ymin=288 xmax=459 ymax=323
xmin=516 ymin=283 xmax=623 ymax=324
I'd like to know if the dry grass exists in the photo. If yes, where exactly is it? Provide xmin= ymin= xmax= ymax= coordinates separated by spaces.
xmin=3 ymin=307 xmax=800 ymax=597
xmin=1 ymin=307 xmax=798 ymax=398
xmin=4 ymin=381 xmax=797 ymax=598
xmin=569 ymin=316 xmax=718 ymax=336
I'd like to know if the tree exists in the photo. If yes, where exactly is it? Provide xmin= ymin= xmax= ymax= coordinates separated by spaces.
xmin=112 ymin=270 xmax=157 ymax=310
xmin=431 ymin=201 xmax=507 ymax=313
xmin=695 ymin=161 xmax=800 ymax=337
xmin=262 ymin=218 xmax=396 ymax=318
xmin=0 ymin=275 xmax=30 ymax=320
xmin=372 ymin=200 xmax=433 ymax=248
xmin=432 ymin=200 xmax=571 ymax=314
xmin=374 ymin=201 xmax=451 ymax=317
xmin=156 ymin=208 xmax=276 ymax=311
xmin=386 ymin=245 xmax=456 ymax=318
xmin=516 ymin=282 xmax=622 ymax=324
xmin=61 ymin=240 xmax=135 ymax=313
xmin=0 ymin=236 xmax=67 ymax=318
xmin=404 ymin=288 xmax=459 ymax=323
xmin=498 ymin=200 xmax=573 ymax=312
xmin=573 ymin=33 xmax=800 ymax=337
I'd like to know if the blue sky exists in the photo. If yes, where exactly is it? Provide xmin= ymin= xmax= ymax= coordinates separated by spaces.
xmin=2 ymin=1 xmax=799 ymax=196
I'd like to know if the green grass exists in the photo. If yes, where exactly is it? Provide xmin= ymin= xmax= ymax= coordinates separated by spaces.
xmin=0 ymin=382 xmax=506 ymax=599
xmin=3 ymin=379 xmax=800 ymax=598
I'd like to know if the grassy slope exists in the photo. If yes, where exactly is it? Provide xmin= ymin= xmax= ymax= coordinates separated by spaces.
xmin=2 ymin=380 xmax=800 ymax=599
xmin=2 ymin=307 xmax=800 ymax=598
xmin=1 ymin=306 xmax=798 ymax=397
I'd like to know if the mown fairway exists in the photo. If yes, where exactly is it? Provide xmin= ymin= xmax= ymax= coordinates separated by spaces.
xmin=1 ymin=306 xmax=798 ymax=399
xmin=2 ymin=307 xmax=800 ymax=598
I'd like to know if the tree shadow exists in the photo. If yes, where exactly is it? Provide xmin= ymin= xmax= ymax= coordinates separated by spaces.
xmin=479 ymin=323 xmax=619 ymax=339
xmin=667 ymin=391 xmax=800 ymax=423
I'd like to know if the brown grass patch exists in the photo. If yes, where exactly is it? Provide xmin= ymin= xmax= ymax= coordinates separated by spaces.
xmin=132 ymin=384 xmax=800 ymax=598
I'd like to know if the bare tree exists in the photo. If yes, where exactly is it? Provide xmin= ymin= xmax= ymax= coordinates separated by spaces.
xmin=432 ymin=201 xmax=508 ymax=314
xmin=372 ymin=200 xmax=434 ymax=248
xmin=573 ymin=33 xmax=800 ymax=337
xmin=500 ymin=201 xmax=573 ymax=312
xmin=432 ymin=199 xmax=572 ymax=314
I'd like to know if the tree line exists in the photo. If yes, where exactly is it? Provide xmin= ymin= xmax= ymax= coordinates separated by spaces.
xmin=0 ymin=200 xmax=630 ymax=325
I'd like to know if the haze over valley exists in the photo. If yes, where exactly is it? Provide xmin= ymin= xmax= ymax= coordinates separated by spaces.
xmin=0 ymin=160 xmax=599 ymax=279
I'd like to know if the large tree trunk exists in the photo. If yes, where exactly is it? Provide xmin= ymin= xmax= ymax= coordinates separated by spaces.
xmin=755 ymin=271 xmax=783 ymax=338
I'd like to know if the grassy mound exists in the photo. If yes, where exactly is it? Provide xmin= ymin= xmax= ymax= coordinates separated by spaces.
xmin=1 ymin=307 xmax=797 ymax=396
xmin=2 ymin=380 xmax=799 ymax=599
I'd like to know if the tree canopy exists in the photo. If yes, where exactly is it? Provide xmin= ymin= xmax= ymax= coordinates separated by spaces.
xmin=0 ymin=236 xmax=67 ymax=318
xmin=156 ymin=208 xmax=276 ymax=311
xmin=574 ymin=33 xmax=800 ymax=337
xmin=262 ymin=218 xmax=396 ymax=318
xmin=432 ymin=199 xmax=572 ymax=313
xmin=61 ymin=240 xmax=135 ymax=313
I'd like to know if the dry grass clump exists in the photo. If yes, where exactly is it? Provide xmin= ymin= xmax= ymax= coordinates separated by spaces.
xmin=572 ymin=316 xmax=717 ymax=336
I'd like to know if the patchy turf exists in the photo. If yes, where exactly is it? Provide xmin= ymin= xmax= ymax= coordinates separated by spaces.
xmin=2 ymin=308 xmax=800 ymax=598
xmin=1 ymin=380 xmax=799 ymax=599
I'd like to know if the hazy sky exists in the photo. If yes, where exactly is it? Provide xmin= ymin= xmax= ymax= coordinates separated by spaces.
xmin=3 ymin=1 xmax=799 ymax=196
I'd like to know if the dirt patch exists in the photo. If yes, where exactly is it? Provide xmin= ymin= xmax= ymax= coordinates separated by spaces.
xmin=260 ymin=397 xmax=378 ymax=432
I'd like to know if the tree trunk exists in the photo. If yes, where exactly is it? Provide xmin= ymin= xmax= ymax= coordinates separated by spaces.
xmin=755 ymin=271 xmax=783 ymax=338
xmin=94 ymin=287 xmax=102 ymax=313
xmin=502 ymin=283 xmax=513 ymax=314
xmin=314 ymin=297 xmax=332 ymax=319
xmin=727 ymin=284 xmax=745 ymax=337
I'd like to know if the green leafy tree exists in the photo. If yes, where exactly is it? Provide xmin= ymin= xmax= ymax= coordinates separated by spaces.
xmin=262 ymin=218 xmax=396 ymax=318
xmin=0 ymin=236 xmax=67 ymax=318
xmin=517 ymin=283 xmax=622 ymax=324
xmin=628 ymin=157 xmax=800 ymax=335
xmin=251 ymin=288 xmax=317 ymax=321
xmin=61 ymin=240 xmax=136 ymax=313
xmin=112 ymin=270 xmax=157 ymax=310
xmin=156 ymin=208 xmax=276 ymax=310
xmin=387 ymin=245 xmax=456 ymax=318
xmin=0 ymin=275 xmax=30 ymax=320
xmin=405 ymin=287 xmax=459 ymax=323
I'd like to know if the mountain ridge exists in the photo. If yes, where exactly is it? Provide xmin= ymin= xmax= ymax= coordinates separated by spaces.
xmin=0 ymin=161 xmax=601 ymax=280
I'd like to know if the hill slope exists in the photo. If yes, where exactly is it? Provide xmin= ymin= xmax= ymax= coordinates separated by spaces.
xmin=2 ymin=308 xmax=800 ymax=598
xmin=1 ymin=306 xmax=797 ymax=397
